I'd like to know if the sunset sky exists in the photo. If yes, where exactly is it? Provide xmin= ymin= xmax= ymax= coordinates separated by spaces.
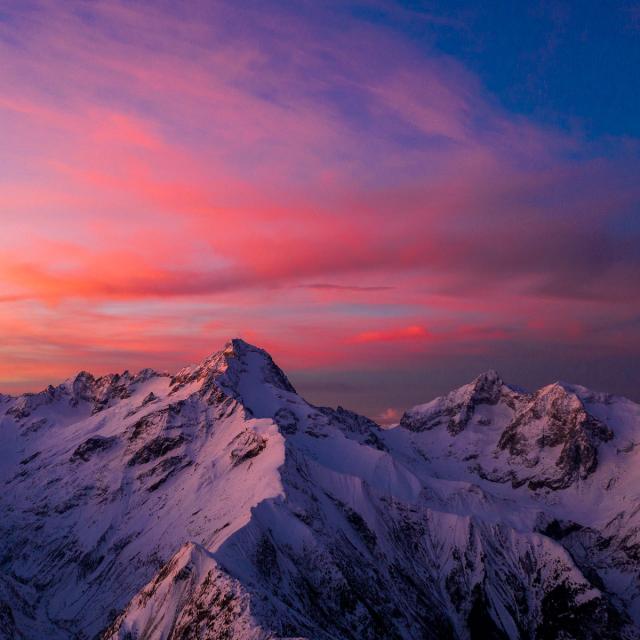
xmin=1 ymin=1 xmax=639 ymax=422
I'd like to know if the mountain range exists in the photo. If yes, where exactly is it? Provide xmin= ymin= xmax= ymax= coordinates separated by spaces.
xmin=1 ymin=338 xmax=639 ymax=639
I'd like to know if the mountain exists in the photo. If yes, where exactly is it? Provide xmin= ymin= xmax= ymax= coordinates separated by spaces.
xmin=1 ymin=339 xmax=639 ymax=639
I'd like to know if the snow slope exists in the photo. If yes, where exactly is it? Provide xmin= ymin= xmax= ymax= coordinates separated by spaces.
xmin=1 ymin=341 xmax=639 ymax=639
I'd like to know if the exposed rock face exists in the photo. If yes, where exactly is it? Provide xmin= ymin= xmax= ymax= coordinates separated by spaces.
xmin=170 ymin=338 xmax=296 ymax=404
xmin=497 ymin=384 xmax=614 ymax=489
xmin=400 ymin=370 xmax=517 ymax=435
xmin=1 ymin=343 xmax=640 ymax=639
xmin=70 ymin=436 xmax=118 ymax=463
xmin=127 ymin=435 xmax=187 ymax=467
xmin=399 ymin=374 xmax=615 ymax=491
xmin=102 ymin=543 xmax=261 ymax=640
xmin=6 ymin=368 xmax=168 ymax=425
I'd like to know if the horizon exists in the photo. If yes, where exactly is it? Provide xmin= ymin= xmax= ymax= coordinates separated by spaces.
xmin=3 ymin=335 xmax=638 ymax=426
xmin=1 ymin=1 xmax=639 ymax=424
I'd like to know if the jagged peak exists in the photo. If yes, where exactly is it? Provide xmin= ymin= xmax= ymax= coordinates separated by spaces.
xmin=532 ymin=381 xmax=586 ymax=412
xmin=528 ymin=380 xmax=617 ymax=406
xmin=400 ymin=369 xmax=515 ymax=434
xmin=472 ymin=369 xmax=503 ymax=387
xmin=170 ymin=338 xmax=297 ymax=415
xmin=180 ymin=338 xmax=268 ymax=373
xmin=65 ymin=367 xmax=164 ymax=395
xmin=134 ymin=367 xmax=166 ymax=382
xmin=533 ymin=380 xmax=617 ymax=407
xmin=538 ymin=380 xmax=574 ymax=394
xmin=222 ymin=337 xmax=255 ymax=356
xmin=464 ymin=369 xmax=509 ymax=403
xmin=218 ymin=338 xmax=298 ymax=398
xmin=1 ymin=339 xmax=296 ymax=424
xmin=73 ymin=370 xmax=95 ymax=382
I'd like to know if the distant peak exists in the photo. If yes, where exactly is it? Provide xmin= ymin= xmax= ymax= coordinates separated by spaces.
xmin=472 ymin=369 xmax=503 ymax=387
xmin=464 ymin=369 xmax=506 ymax=406
xmin=71 ymin=370 xmax=97 ymax=401
xmin=401 ymin=369 xmax=511 ymax=434
xmin=537 ymin=381 xmax=578 ymax=398
xmin=74 ymin=370 xmax=95 ymax=383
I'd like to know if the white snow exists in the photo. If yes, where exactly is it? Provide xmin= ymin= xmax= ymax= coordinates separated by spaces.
xmin=1 ymin=345 xmax=639 ymax=639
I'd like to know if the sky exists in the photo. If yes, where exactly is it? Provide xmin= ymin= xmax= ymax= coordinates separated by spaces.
xmin=1 ymin=0 xmax=639 ymax=423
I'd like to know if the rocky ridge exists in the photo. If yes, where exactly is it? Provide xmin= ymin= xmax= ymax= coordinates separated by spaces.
xmin=0 ymin=339 xmax=639 ymax=639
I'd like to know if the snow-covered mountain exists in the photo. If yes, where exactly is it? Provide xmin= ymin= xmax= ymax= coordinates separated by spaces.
xmin=1 ymin=340 xmax=639 ymax=639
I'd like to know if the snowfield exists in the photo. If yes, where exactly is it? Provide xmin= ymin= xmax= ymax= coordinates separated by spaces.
xmin=1 ymin=339 xmax=639 ymax=639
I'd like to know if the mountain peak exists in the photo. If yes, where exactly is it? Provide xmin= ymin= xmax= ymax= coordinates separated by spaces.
xmin=492 ymin=380 xmax=615 ymax=489
xmin=222 ymin=337 xmax=255 ymax=355
xmin=1 ymin=349 xmax=639 ymax=638
xmin=472 ymin=369 xmax=503 ymax=386
xmin=170 ymin=339 xmax=297 ymax=418
xmin=400 ymin=368 xmax=512 ymax=434
xmin=467 ymin=369 xmax=506 ymax=403
xmin=195 ymin=337 xmax=271 ymax=370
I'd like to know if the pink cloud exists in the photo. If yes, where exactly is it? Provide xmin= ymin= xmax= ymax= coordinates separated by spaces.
xmin=350 ymin=326 xmax=431 ymax=344
xmin=377 ymin=408 xmax=401 ymax=426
